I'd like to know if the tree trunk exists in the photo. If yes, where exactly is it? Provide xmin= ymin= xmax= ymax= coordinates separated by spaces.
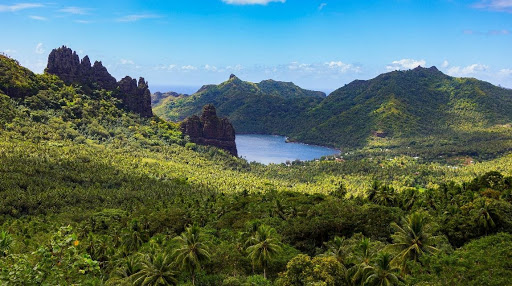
xmin=192 ymin=270 xmax=196 ymax=286
xmin=263 ymin=266 xmax=267 ymax=279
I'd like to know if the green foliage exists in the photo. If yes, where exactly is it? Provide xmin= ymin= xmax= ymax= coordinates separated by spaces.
xmin=173 ymin=225 xmax=211 ymax=285
xmin=410 ymin=233 xmax=512 ymax=286
xmin=388 ymin=212 xmax=440 ymax=271
xmin=246 ymin=225 xmax=282 ymax=279
xmin=132 ymin=253 xmax=178 ymax=286
xmin=276 ymin=254 xmax=346 ymax=286
xmin=1 ymin=56 xmax=512 ymax=286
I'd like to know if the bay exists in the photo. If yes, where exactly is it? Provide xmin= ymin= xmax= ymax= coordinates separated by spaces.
xmin=236 ymin=134 xmax=339 ymax=165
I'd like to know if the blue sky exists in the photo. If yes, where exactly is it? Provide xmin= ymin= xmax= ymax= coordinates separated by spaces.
xmin=1 ymin=0 xmax=511 ymax=93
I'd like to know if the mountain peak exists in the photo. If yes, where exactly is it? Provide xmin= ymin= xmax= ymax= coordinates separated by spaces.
xmin=229 ymin=74 xmax=238 ymax=80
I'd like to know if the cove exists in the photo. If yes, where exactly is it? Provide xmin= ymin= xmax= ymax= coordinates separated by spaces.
xmin=236 ymin=134 xmax=340 ymax=165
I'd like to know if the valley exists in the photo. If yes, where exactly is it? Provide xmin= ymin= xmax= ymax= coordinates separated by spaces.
xmin=1 ymin=43 xmax=512 ymax=285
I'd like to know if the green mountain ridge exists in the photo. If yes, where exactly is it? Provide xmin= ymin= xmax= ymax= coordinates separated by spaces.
xmin=155 ymin=66 xmax=512 ymax=158
xmin=153 ymin=74 xmax=325 ymax=135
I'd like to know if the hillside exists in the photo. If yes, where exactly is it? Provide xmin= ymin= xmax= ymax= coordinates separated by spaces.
xmin=156 ymin=67 xmax=512 ymax=158
xmin=294 ymin=67 xmax=512 ymax=149
xmin=153 ymin=74 xmax=325 ymax=135
xmin=1 ymin=49 xmax=512 ymax=285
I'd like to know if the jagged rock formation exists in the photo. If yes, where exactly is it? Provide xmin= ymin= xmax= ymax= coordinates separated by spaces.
xmin=117 ymin=76 xmax=153 ymax=118
xmin=45 ymin=46 xmax=152 ymax=117
xmin=180 ymin=104 xmax=237 ymax=156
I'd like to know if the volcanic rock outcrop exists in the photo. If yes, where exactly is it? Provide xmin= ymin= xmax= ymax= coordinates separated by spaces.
xmin=180 ymin=104 xmax=238 ymax=156
xmin=45 ymin=46 xmax=152 ymax=117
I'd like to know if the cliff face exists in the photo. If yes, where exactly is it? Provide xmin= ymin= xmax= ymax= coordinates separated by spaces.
xmin=45 ymin=46 xmax=152 ymax=117
xmin=181 ymin=104 xmax=238 ymax=156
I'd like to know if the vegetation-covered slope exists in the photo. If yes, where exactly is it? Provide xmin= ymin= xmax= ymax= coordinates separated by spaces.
xmin=295 ymin=66 xmax=512 ymax=149
xmin=153 ymin=75 xmax=325 ymax=135
xmin=2 ymin=52 xmax=512 ymax=285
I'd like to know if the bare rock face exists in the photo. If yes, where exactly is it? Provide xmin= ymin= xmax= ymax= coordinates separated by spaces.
xmin=181 ymin=104 xmax=237 ymax=156
xmin=116 ymin=76 xmax=153 ymax=118
xmin=45 ymin=46 xmax=152 ymax=117
xmin=46 ymin=47 xmax=81 ymax=84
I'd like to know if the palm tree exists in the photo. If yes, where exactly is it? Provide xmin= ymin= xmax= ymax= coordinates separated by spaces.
xmin=363 ymin=252 xmax=403 ymax=286
xmin=324 ymin=235 xmax=349 ymax=264
xmin=107 ymin=255 xmax=142 ymax=285
xmin=388 ymin=212 xmax=439 ymax=271
xmin=173 ymin=225 xmax=211 ymax=285
xmin=246 ymin=224 xmax=282 ymax=279
xmin=0 ymin=230 xmax=13 ymax=256
xmin=349 ymin=237 xmax=375 ymax=286
xmin=367 ymin=181 xmax=397 ymax=207
xmin=131 ymin=253 xmax=177 ymax=286
xmin=473 ymin=198 xmax=497 ymax=234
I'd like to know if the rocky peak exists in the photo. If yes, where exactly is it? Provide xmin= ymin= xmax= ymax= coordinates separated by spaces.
xmin=45 ymin=46 xmax=152 ymax=117
xmin=46 ymin=46 xmax=81 ymax=84
xmin=116 ymin=76 xmax=153 ymax=118
xmin=229 ymin=74 xmax=237 ymax=79
xmin=180 ymin=104 xmax=237 ymax=156
xmin=91 ymin=61 xmax=117 ymax=90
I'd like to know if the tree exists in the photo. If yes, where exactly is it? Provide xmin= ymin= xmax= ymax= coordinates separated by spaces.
xmin=324 ymin=235 xmax=349 ymax=265
xmin=349 ymin=237 xmax=376 ymax=286
xmin=172 ymin=225 xmax=210 ymax=285
xmin=276 ymin=254 xmax=346 ymax=286
xmin=472 ymin=198 xmax=497 ymax=234
xmin=367 ymin=181 xmax=397 ymax=207
xmin=107 ymin=256 xmax=142 ymax=285
xmin=388 ymin=212 xmax=439 ymax=271
xmin=246 ymin=224 xmax=282 ymax=279
xmin=131 ymin=253 xmax=177 ymax=286
xmin=363 ymin=252 xmax=403 ymax=286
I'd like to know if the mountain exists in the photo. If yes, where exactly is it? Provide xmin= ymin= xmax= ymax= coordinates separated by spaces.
xmin=152 ymin=91 xmax=189 ymax=106
xmin=155 ymin=67 xmax=512 ymax=157
xmin=153 ymin=74 xmax=325 ymax=135
xmin=292 ymin=67 xmax=512 ymax=149
xmin=46 ymin=46 xmax=153 ymax=117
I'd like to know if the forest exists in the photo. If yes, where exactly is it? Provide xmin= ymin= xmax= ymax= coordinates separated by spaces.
xmin=1 ymin=53 xmax=512 ymax=285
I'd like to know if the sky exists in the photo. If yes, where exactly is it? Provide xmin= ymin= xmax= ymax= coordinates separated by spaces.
xmin=1 ymin=0 xmax=511 ymax=93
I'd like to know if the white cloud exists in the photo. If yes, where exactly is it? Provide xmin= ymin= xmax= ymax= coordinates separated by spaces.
xmin=29 ymin=15 xmax=46 ymax=20
xmin=386 ymin=59 xmax=427 ymax=71
xmin=288 ymin=62 xmax=313 ymax=72
xmin=222 ymin=0 xmax=285 ymax=5
xmin=499 ymin=68 xmax=512 ymax=76
xmin=447 ymin=64 xmax=489 ymax=76
xmin=325 ymin=61 xmax=358 ymax=73
xmin=58 ymin=7 xmax=90 ymax=15
xmin=318 ymin=3 xmax=327 ymax=10
xmin=226 ymin=64 xmax=244 ymax=71
xmin=116 ymin=14 xmax=161 ymax=22
xmin=442 ymin=60 xmax=449 ymax=68
xmin=473 ymin=0 xmax=512 ymax=12
xmin=181 ymin=65 xmax=198 ymax=71
xmin=35 ymin=43 xmax=45 ymax=54
xmin=204 ymin=64 xmax=218 ymax=72
xmin=120 ymin=59 xmax=135 ymax=65
xmin=0 ymin=3 xmax=43 ymax=12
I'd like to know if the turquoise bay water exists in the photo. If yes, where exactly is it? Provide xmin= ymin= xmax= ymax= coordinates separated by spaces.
xmin=236 ymin=134 xmax=339 ymax=165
